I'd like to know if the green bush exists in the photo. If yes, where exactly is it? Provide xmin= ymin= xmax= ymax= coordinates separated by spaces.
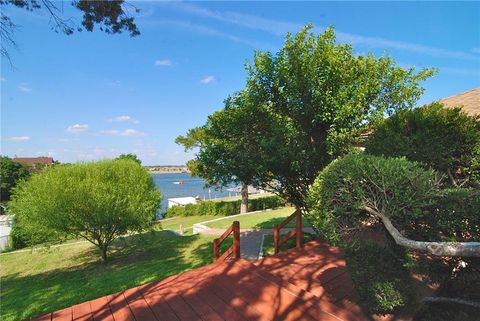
xmin=345 ymin=241 xmax=414 ymax=314
xmin=165 ymin=195 xmax=284 ymax=217
xmin=414 ymin=188 xmax=480 ymax=243
xmin=366 ymin=102 xmax=480 ymax=186
xmin=9 ymin=160 xmax=161 ymax=259
xmin=306 ymin=153 xmax=438 ymax=245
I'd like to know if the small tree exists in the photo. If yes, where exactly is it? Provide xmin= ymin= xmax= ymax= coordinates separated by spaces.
xmin=10 ymin=159 xmax=161 ymax=260
xmin=366 ymin=102 xmax=480 ymax=187
xmin=0 ymin=156 xmax=29 ymax=202
xmin=176 ymin=91 xmax=270 ymax=213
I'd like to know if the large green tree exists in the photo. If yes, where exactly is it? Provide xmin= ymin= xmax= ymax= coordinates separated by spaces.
xmin=176 ymin=92 xmax=271 ymax=213
xmin=366 ymin=102 xmax=480 ymax=187
xmin=243 ymin=25 xmax=435 ymax=209
xmin=0 ymin=156 xmax=29 ymax=203
xmin=10 ymin=159 xmax=161 ymax=260
xmin=1 ymin=0 xmax=140 ymax=61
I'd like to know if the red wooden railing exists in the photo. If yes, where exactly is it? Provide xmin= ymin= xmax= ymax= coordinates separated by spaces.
xmin=213 ymin=221 xmax=240 ymax=262
xmin=273 ymin=209 xmax=302 ymax=254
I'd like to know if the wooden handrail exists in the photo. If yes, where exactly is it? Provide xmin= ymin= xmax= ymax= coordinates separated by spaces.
xmin=213 ymin=221 xmax=240 ymax=262
xmin=273 ymin=209 xmax=302 ymax=255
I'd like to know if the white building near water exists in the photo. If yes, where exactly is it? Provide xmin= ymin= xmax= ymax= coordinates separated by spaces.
xmin=167 ymin=197 xmax=198 ymax=208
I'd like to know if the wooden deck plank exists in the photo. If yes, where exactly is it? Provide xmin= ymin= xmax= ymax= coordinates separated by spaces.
xmin=126 ymin=296 xmax=158 ymax=321
xmin=217 ymin=261 xmax=320 ymax=321
xmin=108 ymin=292 xmax=135 ymax=321
xmin=206 ymin=281 xmax=264 ymax=321
xmin=220 ymin=277 xmax=328 ymax=321
xmin=194 ymin=284 xmax=247 ymax=321
xmin=163 ymin=294 xmax=202 ymax=321
xmin=72 ymin=301 xmax=93 ymax=321
xmin=181 ymin=289 xmax=227 ymax=321
xmin=89 ymin=296 xmax=114 ymax=321
xmin=143 ymin=295 xmax=180 ymax=321
xmin=52 ymin=307 xmax=72 ymax=321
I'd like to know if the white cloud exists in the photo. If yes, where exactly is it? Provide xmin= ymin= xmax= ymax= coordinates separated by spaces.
xmin=107 ymin=80 xmax=121 ymax=86
xmin=57 ymin=138 xmax=69 ymax=142
xmin=18 ymin=83 xmax=31 ymax=92
xmin=0 ymin=77 xmax=5 ymax=82
xmin=108 ymin=115 xmax=140 ymax=124
xmin=122 ymin=129 xmax=142 ymax=137
xmin=66 ymin=124 xmax=89 ymax=133
xmin=101 ymin=129 xmax=144 ymax=137
xmin=8 ymin=136 xmax=30 ymax=141
xmin=155 ymin=59 xmax=173 ymax=66
xmin=200 ymin=75 xmax=215 ymax=84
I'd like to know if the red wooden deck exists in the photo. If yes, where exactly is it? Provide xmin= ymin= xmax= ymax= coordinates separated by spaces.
xmin=32 ymin=241 xmax=370 ymax=321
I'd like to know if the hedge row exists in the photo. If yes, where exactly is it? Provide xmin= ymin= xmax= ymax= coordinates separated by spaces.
xmin=165 ymin=195 xmax=284 ymax=217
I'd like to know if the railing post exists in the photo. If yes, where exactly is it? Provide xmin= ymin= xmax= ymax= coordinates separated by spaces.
xmin=295 ymin=210 xmax=302 ymax=249
xmin=274 ymin=224 xmax=280 ymax=254
xmin=233 ymin=221 xmax=240 ymax=259
xmin=213 ymin=238 xmax=219 ymax=262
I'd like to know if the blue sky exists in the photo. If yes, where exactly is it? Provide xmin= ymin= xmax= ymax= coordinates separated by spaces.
xmin=1 ymin=1 xmax=479 ymax=165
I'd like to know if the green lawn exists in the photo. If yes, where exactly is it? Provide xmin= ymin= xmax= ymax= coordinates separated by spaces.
xmin=157 ymin=215 xmax=218 ymax=234
xmin=0 ymin=230 xmax=231 ymax=321
xmin=262 ymin=232 xmax=317 ymax=256
xmin=205 ymin=207 xmax=311 ymax=229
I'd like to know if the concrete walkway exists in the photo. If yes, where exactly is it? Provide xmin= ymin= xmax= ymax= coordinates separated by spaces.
xmin=195 ymin=227 xmax=315 ymax=261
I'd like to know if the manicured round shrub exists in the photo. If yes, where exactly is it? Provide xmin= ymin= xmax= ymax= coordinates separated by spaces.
xmin=366 ymin=102 xmax=480 ymax=187
xmin=306 ymin=153 xmax=438 ymax=245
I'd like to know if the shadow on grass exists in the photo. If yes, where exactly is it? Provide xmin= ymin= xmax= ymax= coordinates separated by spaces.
xmin=1 ymin=230 xmax=217 ymax=321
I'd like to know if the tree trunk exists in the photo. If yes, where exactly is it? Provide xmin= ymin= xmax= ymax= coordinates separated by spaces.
xmin=240 ymin=182 xmax=249 ymax=214
xmin=363 ymin=205 xmax=480 ymax=257
xmin=100 ymin=245 xmax=108 ymax=261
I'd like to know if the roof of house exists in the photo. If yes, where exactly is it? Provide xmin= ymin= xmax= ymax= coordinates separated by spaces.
xmin=13 ymin=157 xmax=54 ymax=166
xmin=439 ymin=87 xmax=480 ymax=117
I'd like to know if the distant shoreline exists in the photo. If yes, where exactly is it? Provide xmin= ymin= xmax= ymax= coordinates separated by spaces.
xmin=146 ymin=166 xmax=189 ymax=174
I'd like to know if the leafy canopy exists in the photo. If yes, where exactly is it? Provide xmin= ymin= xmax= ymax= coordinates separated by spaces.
xmin=1 ymin=0 xmax=140 ymax=61
xmin=10 ymin=159 xmax=161 ymax=259
xmin=366 ymin=102 xmax=480 ymax=187
xmin=176 ymin=91 xmax=272 ymax=188
xmin=116 ymin=153 xmax=142 ymax=165
xmin=242 ymin=25 xmax=436 ymax=208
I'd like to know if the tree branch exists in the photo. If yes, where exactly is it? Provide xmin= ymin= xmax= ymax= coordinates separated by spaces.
xmin=362 ymin=205 xmax=480 ymax=257
xmin=423 ymin=296 xmax=480 ymax=309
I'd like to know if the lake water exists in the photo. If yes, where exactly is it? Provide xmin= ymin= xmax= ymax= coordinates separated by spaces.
xmin=151 ymin=173 xmax=237 ymax=213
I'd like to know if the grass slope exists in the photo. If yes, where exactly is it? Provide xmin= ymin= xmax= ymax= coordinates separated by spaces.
xmin=1 ymin=231 xmax=230 ymax=321
xmin=158 ymin=215 xmax=218 ymax=234
xmin=205 ymin=207 xmax=311 ymax=229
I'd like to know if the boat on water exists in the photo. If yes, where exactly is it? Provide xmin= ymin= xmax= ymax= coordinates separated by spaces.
xmin=173 ymin=180 xmax=186 ymax=185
